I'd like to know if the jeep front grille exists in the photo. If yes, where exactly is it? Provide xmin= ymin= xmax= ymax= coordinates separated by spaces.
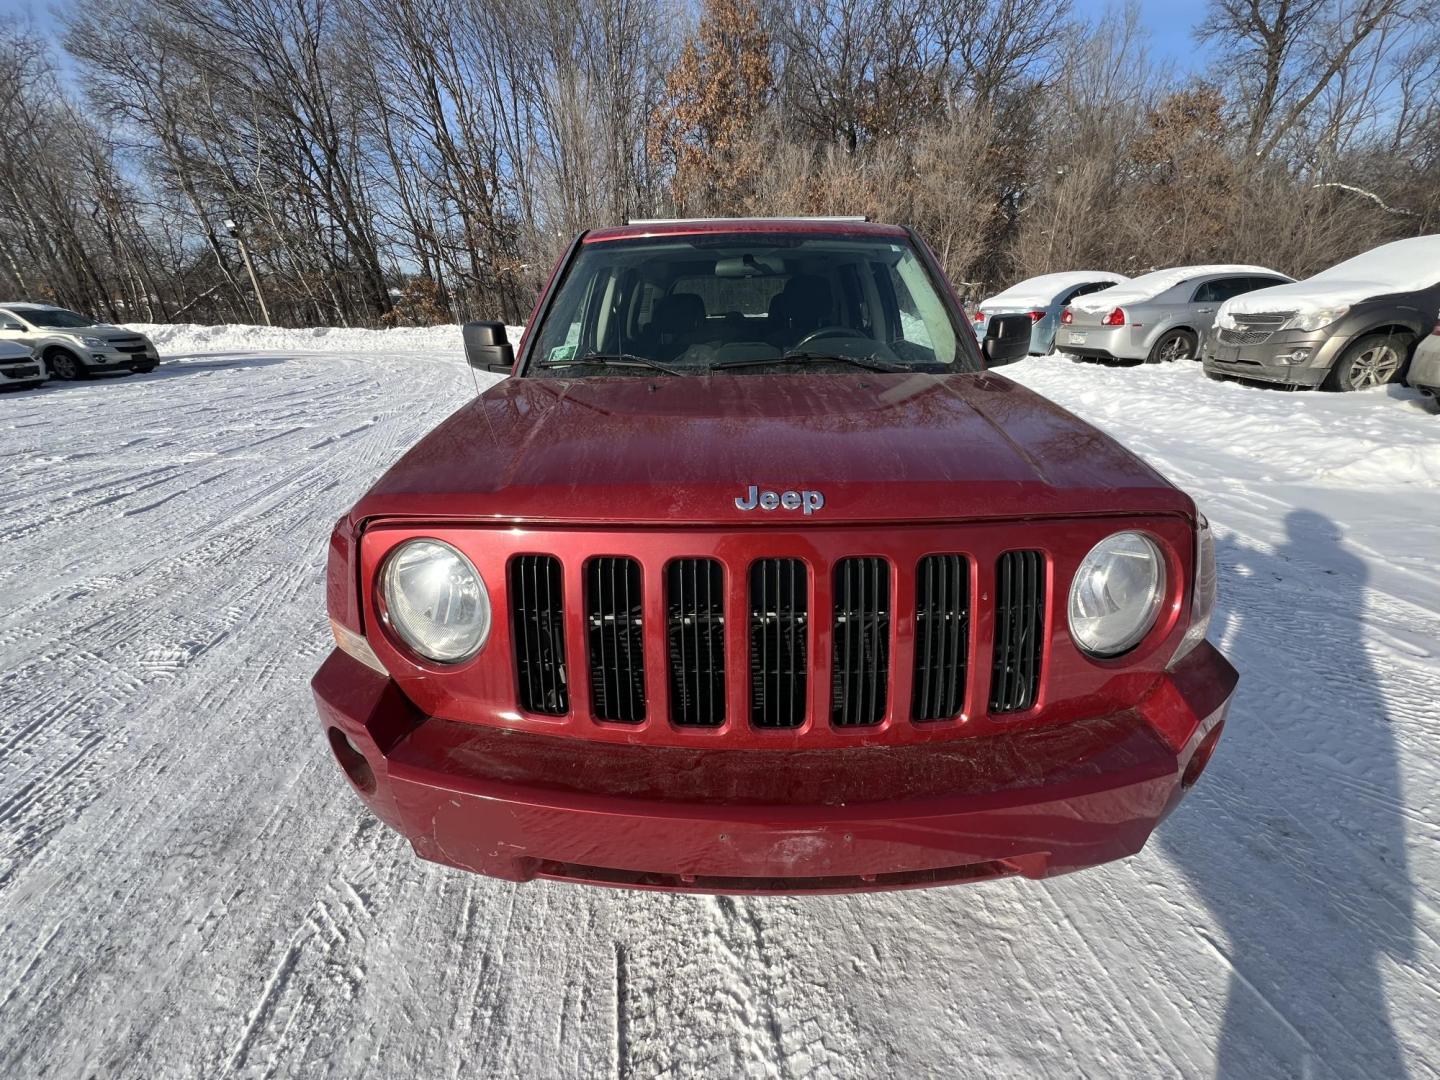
xmin=989 ymin=550 xmax=1045 ymax=714
xmin=666 ymin=558 xmax=726 ymax=727
xmin=749 ymin=558 xmax=808 ymax=728
xmin=503 ymin=544 xmax=1056 ymax=731
xmin=510 ymin=555 xmax=569 ymax=716
xmin=831 ymin=557 xmax=891 ymax=727
xmin=911 ymin=554 xmax=970 ymax=721
xmin=585 ymin=556 xmax=646 ymax=722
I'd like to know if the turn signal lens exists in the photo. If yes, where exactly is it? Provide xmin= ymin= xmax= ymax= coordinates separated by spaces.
xmin=330 ymin=618 xmax=387 ymax=675
xmin=1171 ymin=514 xmax=1217 ymax=666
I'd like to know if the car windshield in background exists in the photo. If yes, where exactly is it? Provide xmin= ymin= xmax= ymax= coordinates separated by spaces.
xmin=20 ymin=308 xmax=95 ymax=328
xmin=528 ymin=233 xmax=974 ymax=376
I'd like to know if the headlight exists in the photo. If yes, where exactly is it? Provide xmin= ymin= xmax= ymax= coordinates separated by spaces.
xmin=380 ymin=539 xmax=490 ymax=663
xmin=1281 ymin=306 xmax=1347 ymax=332
xmin=80 ymin=336 xmax=107 ymax=347
xmin=1068 ymin=531 xmax=1166 ymax=657
xmin=1215 ymin=309 xmax=1238 ymax=330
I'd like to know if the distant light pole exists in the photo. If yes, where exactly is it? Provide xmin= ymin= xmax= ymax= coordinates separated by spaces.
xmin=224 ymin=217 xmax=272 ymax=326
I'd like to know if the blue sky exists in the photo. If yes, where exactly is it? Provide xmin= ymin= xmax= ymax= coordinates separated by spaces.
xmin=7 ymin=0 xmax=1210 ymax=76
xmin=1074 ymin=0 xmax=1211 ymax=74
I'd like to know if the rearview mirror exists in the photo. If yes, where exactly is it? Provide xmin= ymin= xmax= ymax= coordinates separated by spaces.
xmin=463 ymin=321 xmax=514 ymax=373
xmin=983 ymin=313 xmax=1031 ymax=367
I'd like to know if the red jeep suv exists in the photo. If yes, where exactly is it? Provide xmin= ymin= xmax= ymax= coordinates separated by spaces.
xmin=312 ymin=217 xmax=1236 ymax=893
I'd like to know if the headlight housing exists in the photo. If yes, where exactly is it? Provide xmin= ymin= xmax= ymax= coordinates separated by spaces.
xmin=1215 ymin=308 xmax=1238 ymax=330
xmin=1068 ymin=531 xmax=1166 ymax=657
xmin=1280 ymin=306 xmax=1347 ymax=332
xmin=80 ymin=335 xmax=108 ymax=347
xmin=379 ymin=539 xmax=490 ymax=663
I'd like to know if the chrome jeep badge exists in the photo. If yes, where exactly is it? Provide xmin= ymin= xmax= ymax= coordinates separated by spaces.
xmin=735 ymin=485 xmax=825 ymax=515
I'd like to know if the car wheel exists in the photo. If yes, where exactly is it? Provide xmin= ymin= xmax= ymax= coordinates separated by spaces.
xmin=46 ymin=348 xmax=85 ymax=380
xmin=1325 ymin=333 xmax=1409 ymax=392
xmin=1147 ymin=329 xmax=1198 ymax=363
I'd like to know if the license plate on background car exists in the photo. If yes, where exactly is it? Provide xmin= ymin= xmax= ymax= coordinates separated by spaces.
xmin=1067 ymin=332 xmax=1086 ymax=344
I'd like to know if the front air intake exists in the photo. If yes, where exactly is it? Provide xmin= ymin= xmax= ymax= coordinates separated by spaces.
xmin=989 ymin=550 xmax=1045 ymax=713
xmin=666 ymin=558 xmax=726 ymax=727
xmin=831 ymin=557 xmax=891 ymax=727
xmin=510 ymin=555 xmax=568 ymax=716
xmin=749 ymin=559 xmax=808 ymax=728
xmin=911 ymin=554 xmax=970 ymax=721
xmin=585 ymin=557 xmax=646 ymax=722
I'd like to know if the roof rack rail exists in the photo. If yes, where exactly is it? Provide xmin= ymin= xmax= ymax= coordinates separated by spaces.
xmin=624 ymin=215 xmax=870 ymax=225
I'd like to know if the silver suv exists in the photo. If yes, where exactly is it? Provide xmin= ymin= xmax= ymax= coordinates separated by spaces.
xmin=1203 ymin=236 xmax=1440 ymax=391
xmin=1056 ymin=265 xmax=1292 ymax=362
xmin=0 ymin=303 xmax=159 ymax=380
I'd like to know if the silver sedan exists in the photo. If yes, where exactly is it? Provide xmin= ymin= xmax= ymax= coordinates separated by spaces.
xmin=1056 ymin=266 xmax=1292 ymax=363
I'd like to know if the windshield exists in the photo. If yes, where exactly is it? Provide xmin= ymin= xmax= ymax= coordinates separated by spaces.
xmin=19 ymin=308 xmax=96 ymax=328
xmin=526 ymin=232 xmax=974 ymax=376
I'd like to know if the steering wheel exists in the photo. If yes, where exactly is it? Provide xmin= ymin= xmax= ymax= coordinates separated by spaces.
xmin=791 ymin=326 xmax=857 ymax=351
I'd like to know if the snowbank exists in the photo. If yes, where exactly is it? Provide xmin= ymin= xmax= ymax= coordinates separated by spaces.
xmin=1222 ymin=234 xmax=1440 ymax=316
xmin=979 ymin=271 xmax=1129 ymax=310
xmin=1070 ymin=264 xmax=1287 ymax=313
xmin=126 ymin=321 xmax=525 ymax=359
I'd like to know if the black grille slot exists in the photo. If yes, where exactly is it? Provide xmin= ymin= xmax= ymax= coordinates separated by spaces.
xmin=509 ymin=555 xmax=568 ymax=716
xmin=585 ymin=557 xmax=646 ymax=722
xmin=912 ymin=555 xmax=970 ymax=721
xmin=749 ymin=559 xmax=808 ymax=728
xmin=989 ymin=550 xmax=1045 ymax=714
xmin=831 ymin=557 xmax=891 ymax=727
xmin=666 ymin=558 xmax=726 ymax=727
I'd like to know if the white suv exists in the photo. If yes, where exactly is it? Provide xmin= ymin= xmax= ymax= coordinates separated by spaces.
xmin=0 ymin=303 xmax=159 ymax=380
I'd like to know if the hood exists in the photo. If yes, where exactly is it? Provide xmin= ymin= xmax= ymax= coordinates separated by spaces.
xmin=354 ymin=373 xmax=1191 ymax=526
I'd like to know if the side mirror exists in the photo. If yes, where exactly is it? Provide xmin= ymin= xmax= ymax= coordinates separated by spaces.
xmin=463 ymin=321 xmax=514 ymax=373
xmin=983 ymin=313 xmax=1032 ymax=367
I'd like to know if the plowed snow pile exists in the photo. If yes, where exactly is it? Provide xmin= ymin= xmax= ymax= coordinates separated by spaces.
xmin=1 ymin=327 xmax=1437 ymax=1078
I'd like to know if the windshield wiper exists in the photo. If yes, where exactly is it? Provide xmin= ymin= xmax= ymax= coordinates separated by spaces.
xmin=712 ymin=351 xmax=909 ymax=373
xmin=538 ymin=351 xmax=685 ymax=376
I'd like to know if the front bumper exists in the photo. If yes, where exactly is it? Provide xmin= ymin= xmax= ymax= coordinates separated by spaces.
xmin=312 ymin=643 xmax=1237 ymax=893
xmin=1406 ymin=344 xmax=1440 ymax=394
xmin=83 ymin=345 xmax=159 ymax=371
xmin=0 ymin=361 xmax=45 ymax=384
xmin=1202 ymin=330 xmax=1346 ymax=387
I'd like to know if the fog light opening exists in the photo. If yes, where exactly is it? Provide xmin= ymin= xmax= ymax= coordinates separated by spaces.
xmin=327 ymin=727 xmax=376 ymax=794
xmin=1182 ymin=719 xmax=1225 ymax=790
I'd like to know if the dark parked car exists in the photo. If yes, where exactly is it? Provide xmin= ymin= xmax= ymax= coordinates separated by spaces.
xmin=312 ymin=217 xmax=1236 ymax=893
xmin=1204 ymin=235 xmax=1440 ymax=391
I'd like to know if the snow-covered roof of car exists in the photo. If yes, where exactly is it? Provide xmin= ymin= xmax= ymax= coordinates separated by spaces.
xmin=0 ymin=302 xmax=59 ymax=310
xmin=1070 ymin=264 xmax=1287 ymax=313
xmin=980 ymin=271 xmax=1129 ymax=309
xmin=1222 ymin=234 xmax=1440 ymax=316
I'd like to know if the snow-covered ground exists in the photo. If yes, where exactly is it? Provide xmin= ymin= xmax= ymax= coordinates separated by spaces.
xmin=1 ymin=326 xmax=1437 ymax=1078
